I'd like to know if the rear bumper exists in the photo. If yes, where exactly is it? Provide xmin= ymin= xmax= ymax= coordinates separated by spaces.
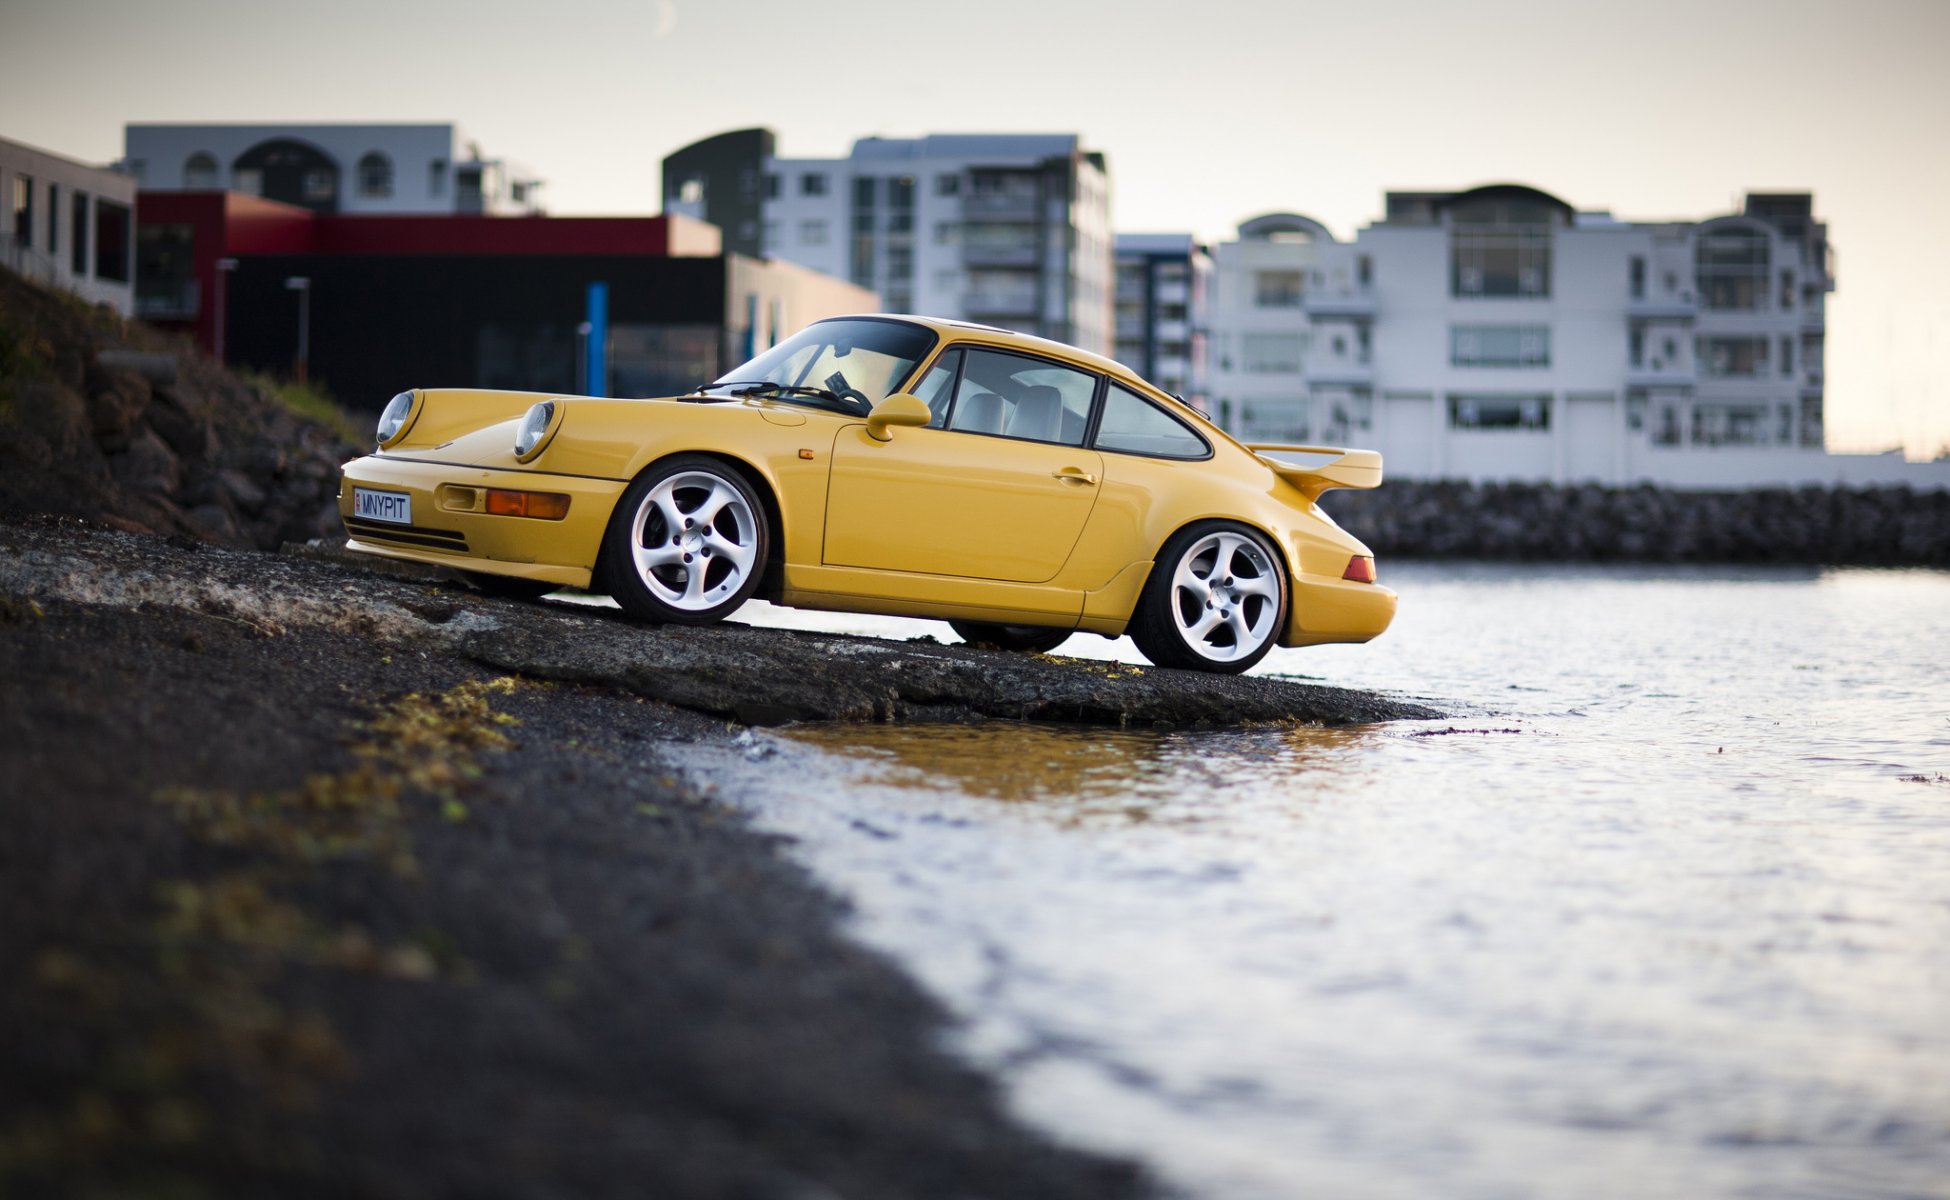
xmin=338 ymin=455 xmax=623 ymax=590
xmin=1281 ymin=575 xmax=1397 ymax=647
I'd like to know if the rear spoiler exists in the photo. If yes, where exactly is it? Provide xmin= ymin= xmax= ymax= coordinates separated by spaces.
xmin=1247 ymin=444 xmax=1384 ymax=502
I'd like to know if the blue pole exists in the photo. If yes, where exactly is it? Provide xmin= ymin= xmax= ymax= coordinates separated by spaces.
xmin=585 ymin=282 xmax=609 ymax=396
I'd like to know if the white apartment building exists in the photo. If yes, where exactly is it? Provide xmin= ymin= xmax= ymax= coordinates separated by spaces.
xmin=1206 ymin=185 xmax=1950 ymax=488
xmin=1 ymin=135 xmax=136 ymax=313
xmin=1114 ymin=233 xmax=1211 ymax=411
xmin=665 ymin=131 xmax=1113 ymax=355
xmin=123 ymin=123 xmax=544 ymax=215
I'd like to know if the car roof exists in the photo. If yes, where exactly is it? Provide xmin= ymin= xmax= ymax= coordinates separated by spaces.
xmin=820 ymin=313 xmax=1140 ymax=387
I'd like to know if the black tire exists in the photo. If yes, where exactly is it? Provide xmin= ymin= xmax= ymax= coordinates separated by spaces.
xmin=460 ymin=571 xmax=557 ymax=601
xmin=601 ymin=455 xmax=770 ymax=625
xmin=949 ymin=620 xmax=1072 ymax=654
xmin=1129 ymin=521 xmax=1288 ymax=673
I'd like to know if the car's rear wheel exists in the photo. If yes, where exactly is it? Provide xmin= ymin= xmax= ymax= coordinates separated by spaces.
xmin=460 ymin=570 xmax=557 ymax=601
xmin=603 ymin=455 xmax=769 ymax=625
xmin=949 ymin=620 xmax=1072 ymax=654
xmin=1130 ymin=522 xmax=1287 ymax=673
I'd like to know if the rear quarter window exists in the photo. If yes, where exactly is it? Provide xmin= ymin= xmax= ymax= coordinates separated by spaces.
xmin=1094 ymin=383 xmax=1210 ymax=459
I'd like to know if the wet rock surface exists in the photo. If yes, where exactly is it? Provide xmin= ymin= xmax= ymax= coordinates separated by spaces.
xmin=3 ymin=516 xmax=1439 ymax=729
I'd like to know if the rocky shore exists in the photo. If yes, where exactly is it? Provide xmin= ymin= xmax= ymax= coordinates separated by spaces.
xmin=0 ymin=514 xmax=1436 ymax=1197
xmin=1322 ymin=478 xmax=1950 ymax=567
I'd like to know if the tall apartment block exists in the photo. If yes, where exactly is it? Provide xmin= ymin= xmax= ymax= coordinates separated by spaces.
xmin=664 ymin=130 xmax=1113 ymax=356
xmin=1207 ymin=185 xmax=1850 ymax=487
xmin=1114 ymin=233 xmax=1211 ymax=412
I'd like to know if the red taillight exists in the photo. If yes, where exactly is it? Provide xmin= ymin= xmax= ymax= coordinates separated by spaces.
xmin=485 ymin=489 xmax=571 ymax=520
xmin=1343 ymin=555 xmax=1376 ymax=583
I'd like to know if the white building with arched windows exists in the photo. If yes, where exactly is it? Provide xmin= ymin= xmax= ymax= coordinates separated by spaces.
xmin=1207 ymin=185 xmax=1948 ymax=489
xmin=122 ymin=124 xmax=544 ymax=216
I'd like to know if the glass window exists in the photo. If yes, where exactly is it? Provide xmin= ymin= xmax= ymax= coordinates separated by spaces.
xmin=233 ymin=168 xmax=263 ymax=196
xmin=1448 ymin=394 xmax=1550 ymax=431
xmin=183 ymin=152 xmax=219 ymax=188
xmin=936 ymin=173 xmax=960 ymax=196
xmin=1696 ymin=227 xmax=1769 ymax=310
xmin=853 ymin=176 xmax=876 ymax=206
xmin=1254 ymin=270 xmax=1303 ymax=307
xmin=948 ymin=348 xmax=1096 ymax=445
xmin=94 ymin=200 xmax=131 ymax=282
xmin=710 ymin=318 xmax=935 ymax=413
xmin=1451 ymin=325 xmax=1550 ymax=367
xmin=46 ymin=184 xmax=58 ymax=253
xmin=801 ymin=172 xmax=827 ymax=196
xmin=799 ymin=219 xmax=828 ymax=245
xmin=70 ymin=191 xmax=88 ymax=273
xmin=357 ymin=152 xmax=393 ymax=198
xmin=1697 ymin=336 xmax=1769 ymax=378
xmin=1095 ymin=384 xmax=1208 ymax=458
xmin=1242 ymin=333 xmax=1305 ymax=373
xmin=914 ymin=350 xmax=961 ymax=428
xmin=10 ymin=176 xmax=31 ymax=246
xmin=1449 ymin=199 xmax=1553 ymax=298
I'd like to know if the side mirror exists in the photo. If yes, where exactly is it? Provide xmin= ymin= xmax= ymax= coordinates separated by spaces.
xmin=866 ymin=393 xmax=932 ymax=442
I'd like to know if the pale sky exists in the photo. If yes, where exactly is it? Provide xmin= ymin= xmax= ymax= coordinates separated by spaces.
xmin=4 ymin=0 xmax=1945 ymax=456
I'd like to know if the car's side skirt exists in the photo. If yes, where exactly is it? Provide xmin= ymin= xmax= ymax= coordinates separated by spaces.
xmin=780 ymin=564 xmax=1083 ymax=629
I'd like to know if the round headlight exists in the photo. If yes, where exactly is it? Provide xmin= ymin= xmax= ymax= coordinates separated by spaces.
xmin=376 ymin=391 xmax=415 ymax=446
xmin=514 ymin=401 xmax=556 ymax=461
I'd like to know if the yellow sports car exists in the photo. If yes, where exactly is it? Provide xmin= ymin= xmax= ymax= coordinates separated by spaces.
xmin=339 ymin=315 xmax=1395 ymax=673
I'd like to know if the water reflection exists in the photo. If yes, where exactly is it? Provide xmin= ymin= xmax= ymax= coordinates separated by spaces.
xmin=782 ymin=721 xmax=1382 ymax=827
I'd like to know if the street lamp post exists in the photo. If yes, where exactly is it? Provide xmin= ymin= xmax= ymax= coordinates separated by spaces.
xmin=284 ymin=275 xmax=311 ymax=385
xmin=214 ymin=257 xmax=237 ymax=364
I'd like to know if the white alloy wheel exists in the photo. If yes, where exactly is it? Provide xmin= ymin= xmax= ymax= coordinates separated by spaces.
xmin=1131 ymin=523 xmax=1288 ymax=672
xmin=604 ymin=458 xmax=769 ymax=624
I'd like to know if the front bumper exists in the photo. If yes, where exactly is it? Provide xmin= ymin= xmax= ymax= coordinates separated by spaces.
xmin=338 ymin=455 xmax=624 ymax=590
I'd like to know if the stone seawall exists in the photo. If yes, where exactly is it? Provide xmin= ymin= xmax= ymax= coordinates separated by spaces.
xmin=1321 ymin=481 xmax=1950 ymax=567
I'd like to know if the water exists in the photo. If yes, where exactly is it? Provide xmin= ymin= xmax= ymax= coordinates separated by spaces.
xmin=678 ymin=565 xmax=1950 ymax=1198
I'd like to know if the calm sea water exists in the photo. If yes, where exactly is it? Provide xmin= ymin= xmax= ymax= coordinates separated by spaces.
xmin=677 ymin=565 xmax=1950 ymax=1199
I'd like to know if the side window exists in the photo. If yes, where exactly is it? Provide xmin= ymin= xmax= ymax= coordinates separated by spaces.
xmin=949 ymin=348 xmax=1095 ymax=446
xmin=913 ymin=349 xmax=961 ymax=428
xmin=1094 ymin=384 xmax=1210 ymax=459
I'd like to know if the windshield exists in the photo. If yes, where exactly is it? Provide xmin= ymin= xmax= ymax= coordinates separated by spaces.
xmin=705 ymin=318 xmax=936 ymax=414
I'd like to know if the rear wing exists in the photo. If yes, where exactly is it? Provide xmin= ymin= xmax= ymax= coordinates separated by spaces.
xmin=1247 ymin=444 xmax=1384 ymax=502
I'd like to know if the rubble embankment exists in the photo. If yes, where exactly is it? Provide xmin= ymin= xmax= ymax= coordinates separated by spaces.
xmin=1323 ymin=478 xmax=1950 ymax=566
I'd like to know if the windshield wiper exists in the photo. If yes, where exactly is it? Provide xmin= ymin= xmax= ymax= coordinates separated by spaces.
xmin=721 ymin=381 xmax=845 ymax=403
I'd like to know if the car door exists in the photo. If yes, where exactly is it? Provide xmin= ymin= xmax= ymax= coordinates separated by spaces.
xmin=823 ymin=347 xmax=1105 ymax=584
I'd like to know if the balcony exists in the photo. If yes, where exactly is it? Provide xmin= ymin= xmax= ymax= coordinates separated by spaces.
xmin=1626 ymin=364 xmax=1694 ymax=389
xmin=961 ymin=192 xmax=1039 ymax=219
xmin=961 ymin=241 xmax=1040 ymax=269
xmin=1305 ymin=359 xmax=1373 ymax=387
xmin=1628 ymin=293 xmax=1698 ymax=320
xmin=136 ymin=278 xmax=200 ymax=320
xmin=963 ymin=290 xmax=1039 ymax=319
xmin=1303 ymin=288 xmax=1375 ymax=319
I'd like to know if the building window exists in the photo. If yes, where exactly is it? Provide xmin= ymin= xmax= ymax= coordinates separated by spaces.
xmin=1696 ymin=226 xmax=1769 ymax=310
xmin=183 ymin=152 xmax=219 ymax=188
xmin=936 ymin=172 xmax=961 ymax=196
xmin=1357 ymin=255 xmax=1372 ymax=286
xmin=1254 ymin=269 xmax=1303 ymax=307
xmin=1450 ymin=198 xmax=1553 ymax=298
xmin=94 ymin=199 xmax=131 ymax=282
xmin=801 ymin=172 xmax=828 ymax=196
xmin=70 ymin=191 xmax=88 ymax=273
xmin=1448 ymin=394 xmax=1550 ymax=430
xmin=678 ymin=177 xmax=703 ymax=204
xmin=429 ymin=160 xmax=447 ymax=197
xmin=1692 ymin=403 xmax=1768 ymax=446
xmin=233 ymin=168 xmax=263 ymax=196
xmin=11 ymin=175 xmax=31 ymax=246
xmin=764 ymin=173 xmax=779 ymax=199
xmin=1242 ymin=333 xmax=1305 ymax=373
xmin=798 ymin=219 xmax=828 ymax=245
xmin=302 ymin=169 xmax=336 ymax=201
xmin=357 ymin=152 xmax=393 ymax=198
xmin=1451 ymin=325 xmax=1550 ymax=367
xmin=46 ymin=184 xmax=58 ymax=253
xmin=1629 ymin=328 xmax=1644 ymax=367
xmin=1780 ymin=336 xmax=1794 ymax=375
xmin=1697 ymin=336 xmax=1769 ymax=378
xmin=1779 ymin=269 xmax=1794 ymax=309
xmin=853 ymin=176 xmax=877 ymax=207
xmin=934 ymin=222 xmax=958 ymax=245
xmin=1630 ymin=255 xmax=1645 ymax=299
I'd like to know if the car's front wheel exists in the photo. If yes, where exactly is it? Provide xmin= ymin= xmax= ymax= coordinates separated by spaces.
xmin=1130 ymin=522 xmax=1287 ymax=673
xmin=949 ymin=620 xmax=1072 ymax=654
xmin=603 ymin=455 xmax=769 ymax=625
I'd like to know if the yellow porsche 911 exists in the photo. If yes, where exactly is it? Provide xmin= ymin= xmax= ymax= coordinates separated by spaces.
xmin=339 ymin=315 xmax=1395 ymax=673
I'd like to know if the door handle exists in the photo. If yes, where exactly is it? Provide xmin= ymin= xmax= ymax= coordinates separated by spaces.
xmin=1052 ymin=467 xmax=1098 ymax=485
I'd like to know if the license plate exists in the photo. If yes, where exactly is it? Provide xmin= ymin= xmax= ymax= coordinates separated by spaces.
xmin=353 ymin=488 xmax=412 ymax=525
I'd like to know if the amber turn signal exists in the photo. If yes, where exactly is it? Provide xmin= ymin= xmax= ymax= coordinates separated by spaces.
xmin=1342 ymin=555 xmax=1376 ymax=583
xmin=485 ymin=489 xmax=571 ymax=520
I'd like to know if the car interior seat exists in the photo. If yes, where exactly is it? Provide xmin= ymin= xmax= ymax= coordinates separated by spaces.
xmin=1004 ymin=385 xmax=1065 ymax=442
xmin=952 ymin=391 xmax=1005 ymax=435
